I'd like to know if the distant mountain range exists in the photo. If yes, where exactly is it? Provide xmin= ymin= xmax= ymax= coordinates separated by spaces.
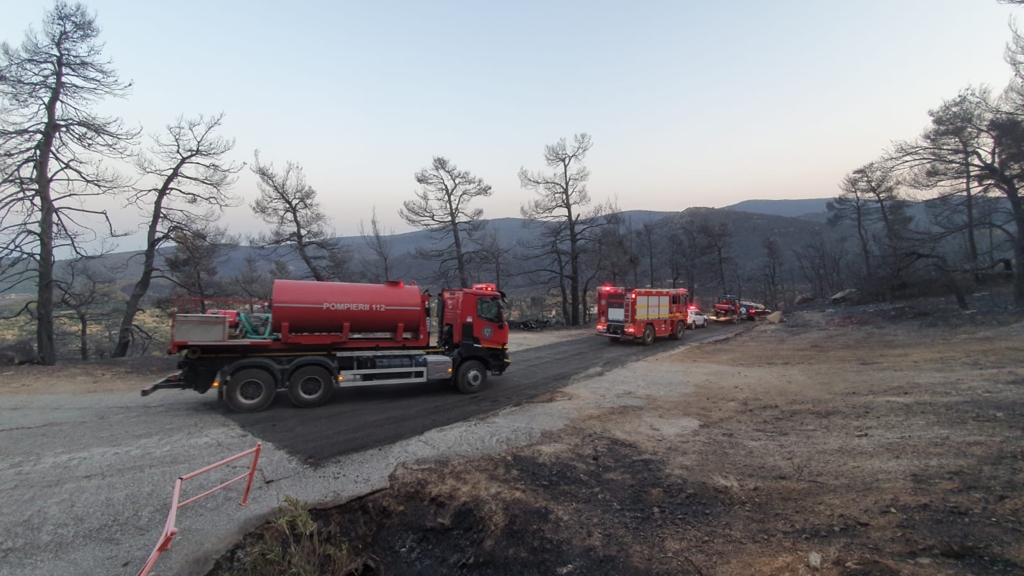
xmin=2 ymin=200 xmax=840 ymax=297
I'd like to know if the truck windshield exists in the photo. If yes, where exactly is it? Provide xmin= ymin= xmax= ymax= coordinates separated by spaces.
xmin=477 ymin=296 xmax=503 ymax=323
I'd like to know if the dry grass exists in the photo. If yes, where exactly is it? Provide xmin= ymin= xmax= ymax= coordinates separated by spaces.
xmin=0 ymin=306 xmax=172 ymax=358
xmin=213 ymin=496 xmax=375 ymax=576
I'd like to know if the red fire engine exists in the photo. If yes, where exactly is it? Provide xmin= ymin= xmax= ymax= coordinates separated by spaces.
xmin=595 ymin=286 xmax=690 ymax=345
xmin=141 ymin=279 xmax=510 ymax=413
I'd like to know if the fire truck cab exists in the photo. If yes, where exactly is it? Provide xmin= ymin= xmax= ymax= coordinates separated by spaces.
xmin=595 ymin=286 xmax=690 ymax=345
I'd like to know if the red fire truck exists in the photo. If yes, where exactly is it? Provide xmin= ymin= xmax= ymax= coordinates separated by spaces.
xmin=595 ymin=286 xmax=690 ymax=345
xmin=712 ymin=294 xmax=757 ymax=323
xmin=141 ymin=279 xmax=510 ymax=413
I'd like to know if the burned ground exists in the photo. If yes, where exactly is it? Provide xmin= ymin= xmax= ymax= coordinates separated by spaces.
xmin=211 ymin=437 xmax=727 ymax=576
xmin=209 ymin=301 xmax=1024 ymax=576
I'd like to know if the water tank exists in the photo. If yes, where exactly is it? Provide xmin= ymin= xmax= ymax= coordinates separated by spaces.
xmin=270 ymin=279 xmax=424 ymax=334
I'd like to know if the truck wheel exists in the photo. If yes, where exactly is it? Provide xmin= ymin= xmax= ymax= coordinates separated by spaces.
xmin=671 ymin=321 xmax=685 ymax=340
xmin=642 ymin=325 xmax=655 ymax=346
xmin=287 ymin=365 xmax=334 ymax=408
xmin=226 ymin=368 xmax=276 ymax=413
xmin=455 ymin=360 xmax=487 ymax=394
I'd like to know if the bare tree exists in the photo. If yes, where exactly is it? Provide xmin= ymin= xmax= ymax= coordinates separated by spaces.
xmin=230 ymin=252 xmax=276 ymax=301
xmin=696 ymin=218 xmax=733 ymax=293
xmin=574 ymin=209 xmax=623 ymax=322
xmin=665 ymin=227 xmax=688 ymax=290
xmin=761 ymin=237 xmax=783 ymax=310
xmin=914 ymin=89 xmax=989 ymax=267
xmin=1002 ymin=0 xmax=1024 ymax=100
xmin=897 ymin=88 xmax=1019 ymax=281
xmin=251 ymin=151 xmax=348 ymax=281
xmin=863 ymin=165 xmax=912 ymax=254
xmin=636 ymin=222 xmax=659 ymax=288
xmin=892 ymin=88 xmax=1024 ymax=304
xmin=111 ymin=114 xmax=241 ymax=357
xmin=359 ymin=205 xmax=399 ymax=282
xmin=520 ymin=134 xmax=612 ymax=325
xmin=55 ymin=258 xmax=112 ymax=360
xmin=667 ymin=215 xmax=713 ymax=298
xmin=0 ymin=2 xmax=140 ymax=364
xmin=593 ymin=218 xmax=635 ymax=286
xmin=828 ymin=169 xmax=876 ymax=278
xmin=620 ymin=216 xmax=643 ymax=287
xmin=792 ymin=230 xmax=849 ymax=300
xmin=476 ymin=228 xmax=515 ymax=290
xmin=832 ymin=159 xmax=914 ymax=299
xmin=400 ymin=157 xmax=491 ymax=288
xmin=269 ymin=259 xmax=293 ymax=281
xmin=517 ymin=220 xmax=572 ymax=324
xmin=163 ymin=223 xmax=233 ymax=306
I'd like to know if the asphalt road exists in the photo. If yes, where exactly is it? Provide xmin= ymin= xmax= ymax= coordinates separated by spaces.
xmin=226 ymin=323 xmax=748 ymax=463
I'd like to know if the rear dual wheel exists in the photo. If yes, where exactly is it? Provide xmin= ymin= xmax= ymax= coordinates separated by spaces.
xmin=287 ymin=365 xmax=335 ymax=408
xmin=225 ymin=368 xmax=276 ymax=413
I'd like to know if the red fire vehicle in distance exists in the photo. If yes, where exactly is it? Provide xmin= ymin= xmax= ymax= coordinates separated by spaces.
xmin=595 ymin=286 xmax=690 ymax=345
xmin=712 ymin=294 xmax=757 ymax=323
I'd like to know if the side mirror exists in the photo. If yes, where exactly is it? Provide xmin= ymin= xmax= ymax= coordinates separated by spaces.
xmin=498 ymin=322 xmax=506 ymax=329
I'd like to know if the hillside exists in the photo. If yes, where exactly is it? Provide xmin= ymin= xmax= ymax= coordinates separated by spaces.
xmin=676 ymin=207 xmax=829 ymax=258
xmin=0 ymin=210 xmax=677 ymax=297
xmin=2 ymin=204 xmax=839 ymax=295
xmin=724 ymin=198 xmax=830 ymax=219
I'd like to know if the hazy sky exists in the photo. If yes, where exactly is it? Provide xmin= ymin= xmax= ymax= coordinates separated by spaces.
xmin=2 ymin=0 xmax=1020 ymax=250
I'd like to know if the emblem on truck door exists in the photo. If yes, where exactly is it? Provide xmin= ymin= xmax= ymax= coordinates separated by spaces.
xmin=482 ymin=326 xmax=493 ymax=338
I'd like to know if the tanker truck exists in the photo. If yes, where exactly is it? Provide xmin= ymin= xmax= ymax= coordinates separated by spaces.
xmin=140 ymin=279 xmax=510 ymax=413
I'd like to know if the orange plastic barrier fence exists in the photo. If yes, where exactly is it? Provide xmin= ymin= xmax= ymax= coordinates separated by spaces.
xmin=137 ymin=442 xmax=262 ymax=576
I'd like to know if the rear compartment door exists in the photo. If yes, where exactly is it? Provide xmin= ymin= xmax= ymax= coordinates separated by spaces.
xmin=607 ymin=293 xmax=625 ymax=322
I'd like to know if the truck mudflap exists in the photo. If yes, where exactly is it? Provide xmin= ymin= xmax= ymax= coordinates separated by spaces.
xmin=140 ymin=372 xmax=188 ymax=397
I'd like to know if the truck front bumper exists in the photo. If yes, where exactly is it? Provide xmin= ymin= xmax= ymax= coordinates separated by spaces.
xmin=489 ymin=347 xmax=510 ymax=375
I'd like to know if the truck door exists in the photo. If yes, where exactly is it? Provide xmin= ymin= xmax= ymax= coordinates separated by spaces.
xmin=474 ymin=294 xmax=508 ymax=348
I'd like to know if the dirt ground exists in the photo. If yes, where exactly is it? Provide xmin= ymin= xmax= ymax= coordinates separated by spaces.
xmin=0 ymin=355 xmax=179 ymax=395
xmin=506 ymin=325 xmax=593 ymax=351
xmin=210 ymin=305 xmax=1024 ymax=576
